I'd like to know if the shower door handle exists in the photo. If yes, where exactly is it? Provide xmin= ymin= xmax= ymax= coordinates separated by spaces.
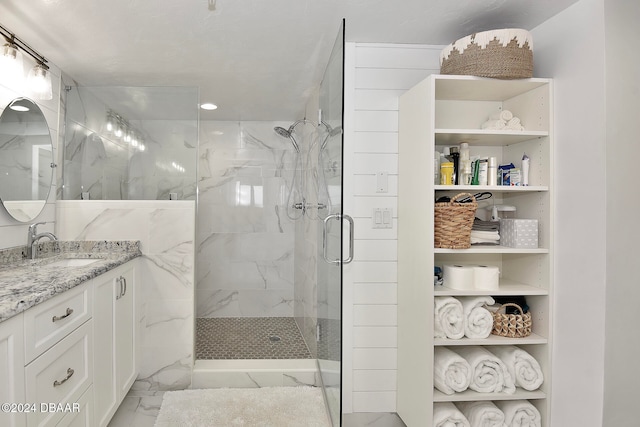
xmin=322 ymin=213 xmax=354 ymax=265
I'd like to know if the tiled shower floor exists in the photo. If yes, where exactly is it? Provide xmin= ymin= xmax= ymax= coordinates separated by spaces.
xmin=195 ymin=317 xmax=312 ymax=360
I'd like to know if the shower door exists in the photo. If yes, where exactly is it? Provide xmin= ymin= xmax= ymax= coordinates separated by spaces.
xmin=317 ymin=20 xmax=346 ymax=426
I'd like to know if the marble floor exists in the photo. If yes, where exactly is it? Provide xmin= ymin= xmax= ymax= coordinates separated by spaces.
xmin=108 ymin=390 xmax=407 ymax=427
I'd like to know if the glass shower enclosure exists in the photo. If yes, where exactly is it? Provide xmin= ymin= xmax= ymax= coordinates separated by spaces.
xmin=316 ymin=20 xmax=347 ymax=426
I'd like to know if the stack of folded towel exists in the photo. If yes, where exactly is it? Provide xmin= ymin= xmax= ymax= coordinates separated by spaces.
xmin=481 ymin=110 xmax=525 ymax=131
xmin=471 ymin=218 xmax=500 ymax=245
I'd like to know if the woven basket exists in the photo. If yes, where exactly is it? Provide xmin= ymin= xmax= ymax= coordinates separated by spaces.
xmin=491 ymin=303 xmax=532 ymax=338
xmin=434 ymin=193 xmax=477 ymax=249
xmin=440 ymin=29 xmax=533 ymax=79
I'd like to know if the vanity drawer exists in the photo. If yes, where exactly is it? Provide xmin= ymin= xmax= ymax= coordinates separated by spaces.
xmin=25 ymin=321 xmax=92 ymax=427
xmin=24 ymin=282 xmax=92 ymax=363
xmin=55 ymin=385 xmax=93 ymax=427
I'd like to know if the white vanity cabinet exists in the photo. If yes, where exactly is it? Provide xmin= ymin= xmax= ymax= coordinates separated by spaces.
xmin=398 ymin=75 xmax=553 ymax=426
xmin=0 ymin=257 xmax=139 ymax=427
xmin=0 ymin=313 xmax=26 ymax=427
xmin=92 ymin=262 xmax=137 ymax=427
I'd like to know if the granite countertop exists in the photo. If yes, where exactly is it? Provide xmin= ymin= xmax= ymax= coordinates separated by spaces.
xmin=0 ymin=241 xmax=142 ymax=323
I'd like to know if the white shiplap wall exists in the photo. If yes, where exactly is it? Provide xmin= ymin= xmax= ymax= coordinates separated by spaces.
xmin=343 ymin=43 xmax=442 ymax=413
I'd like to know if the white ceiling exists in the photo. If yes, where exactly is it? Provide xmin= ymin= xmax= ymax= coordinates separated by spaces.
xmin=0 ymin=0 xmax=578 ymax=121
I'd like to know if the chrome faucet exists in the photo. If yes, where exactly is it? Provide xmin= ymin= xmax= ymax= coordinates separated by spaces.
xmin=26 ymin=222 xmax=58 ymax=259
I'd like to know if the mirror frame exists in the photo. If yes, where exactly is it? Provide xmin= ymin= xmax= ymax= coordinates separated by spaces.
xmin=0 ymin=97 xmax=54 ymax=222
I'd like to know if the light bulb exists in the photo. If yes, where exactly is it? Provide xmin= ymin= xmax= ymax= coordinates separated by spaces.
xmin=27 ymin=64 xmax=52 ymax=100
xmin=0 ymin=43 xmax=24 ymax=89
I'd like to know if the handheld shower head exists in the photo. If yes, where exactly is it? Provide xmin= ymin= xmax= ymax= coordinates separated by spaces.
xmin=274 ymin=126 xmax=300 ymax=152
xmin=319 ymin=121 xmax=343 ymax=150
xmin=274 ymin=126 xmax=291 ymax=138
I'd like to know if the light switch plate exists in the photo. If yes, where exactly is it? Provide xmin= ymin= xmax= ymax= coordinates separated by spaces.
xmin=372 ymin=208 xmax=393 ymax=229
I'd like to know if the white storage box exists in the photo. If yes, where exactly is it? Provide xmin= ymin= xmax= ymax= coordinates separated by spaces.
xmin=500 ymin=219 xmax=538 ymax=248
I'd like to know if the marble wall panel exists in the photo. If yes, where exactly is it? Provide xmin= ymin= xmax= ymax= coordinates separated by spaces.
xmin=196 ymin=121 xmax=298 ymax=319
xmin=56 ymin=200 xmax=195 ymax=391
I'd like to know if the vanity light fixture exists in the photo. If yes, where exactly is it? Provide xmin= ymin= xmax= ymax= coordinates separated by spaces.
xmin=0 ymin=37 xmax=24 ymax=88
xmin=0 ymin=24 xmax=52 ymax=100
xmin=27 ymin=63 xmax=52 ymax=100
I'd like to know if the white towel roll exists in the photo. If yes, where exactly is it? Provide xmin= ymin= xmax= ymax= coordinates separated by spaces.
xmin=495 ymin=400 xmax=541 ymax=427
xmin=481 ymin=119 xmax=507 ymax=130
xmin=434 ymin=297 xmax=465 ymax=339
xmin=434 ymin=402 xmax=471 ymax=427
xmin=456 ymin=401 xmax=507 ymax=427
xmin=506 ymin=117 xmax=525 ymax=131
xmin=487 ymin=345 xmax=544 ymax=391
xmin=456 ymin=346 xmax=516 ymax=394
xmin=434 ymin=347 xmax=472 ymax=394
xmin=458 ymin=296 xmax=495 ymax=339
xmin=490 ymin=109 xmax=514 ymax=121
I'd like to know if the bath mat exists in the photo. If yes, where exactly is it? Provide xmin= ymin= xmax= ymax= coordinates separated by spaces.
xmin=154 ymin=386 xmax=330 ymax=426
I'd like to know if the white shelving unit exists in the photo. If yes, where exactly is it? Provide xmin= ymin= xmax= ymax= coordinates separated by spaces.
xmin=397 ymin=74 xmax=553 ymax=426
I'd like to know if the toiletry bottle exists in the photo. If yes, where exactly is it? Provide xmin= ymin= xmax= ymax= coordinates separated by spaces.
xmin=440 ymin=162 xmax=454 ymax=185
xmin=434 ymin=151 xmax=440 ymax=185
xmin=522 ymin=153 xmax=530 ymax=186
xmin=448 ymin=146 xmax=460 ymax=185
xmin=459 ymin=142 xmax=471 ymax=185
xmin=478 ymin=158 xmax=488 ymax=186
xmin=488 ymin=157 xmax=498 ymax=186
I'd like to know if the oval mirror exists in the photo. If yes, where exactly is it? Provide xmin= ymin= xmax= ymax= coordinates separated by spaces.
xmin=0 ymin=97 xmax=53 ymax=222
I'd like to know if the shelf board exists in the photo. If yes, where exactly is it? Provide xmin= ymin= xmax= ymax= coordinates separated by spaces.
xmin=435 ymin=129 xmax=548 ymax=146
xmin=433 ymin=75 xmax=550 ymax=101
xmin=434 ymin=185 xmax=548 ymax=192
xmin=433 ymin=388 xmax=547 ymax=402
xmin=435 ymin=280 xmax=549 ymax=296
xmin=434 ymin=332 xmax=548 ymax=346
xmin=435 ymin=246 xmax=549 ymax=254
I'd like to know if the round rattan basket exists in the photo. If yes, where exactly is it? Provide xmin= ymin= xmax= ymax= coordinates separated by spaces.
xmin=434 ymin=193 xmax=477 ymax=249
xmin=440 ymin=29 xmax=533 ymax=80
xmin=491 ymin=303 xmax=532 ymax=338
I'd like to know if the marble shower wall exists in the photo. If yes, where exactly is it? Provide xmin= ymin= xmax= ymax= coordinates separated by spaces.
xmin=56 ymin=200 xmax=195 ymax=391
xmin=196 ymin=121 xmax=300 ymax=318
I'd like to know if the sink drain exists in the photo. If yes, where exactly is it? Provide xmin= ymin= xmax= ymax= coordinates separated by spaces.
xmin=268 ymin=335 xmax=281 ymax=343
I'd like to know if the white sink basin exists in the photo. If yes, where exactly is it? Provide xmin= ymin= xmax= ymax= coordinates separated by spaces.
xmin=47 ymin=258 xmax=100 ymax=268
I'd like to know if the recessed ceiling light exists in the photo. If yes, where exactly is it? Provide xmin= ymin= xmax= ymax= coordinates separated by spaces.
xmin=200 ymin=103 xmax=218 ymax=111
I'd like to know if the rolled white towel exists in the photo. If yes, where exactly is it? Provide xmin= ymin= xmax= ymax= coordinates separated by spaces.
xmin=456 ymin=401 xmax=507 ymax=427
xmin=434 ymin=347 xmax=472 ymax=394
xmin=434 ymin=402 xmax=471 ymax=427
xmin=506 ymin=117 xmax=525 ymax=131
xmin=459 ymin=296 xmax=496 ymax=339
xmin=456 ymin=346 xmax=516 ymax=394
xmin=434 ymin=297 xmax=465 ymax=339
xmin=481 ymin=119 xmax=506 ymax=130
xmin=487 ymin=346 xmax=543 ymax=391
xmin=490 ymin=109 xmax=514 ymax=121
xmin=495 ymin=400 xmax=541 ymax=427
